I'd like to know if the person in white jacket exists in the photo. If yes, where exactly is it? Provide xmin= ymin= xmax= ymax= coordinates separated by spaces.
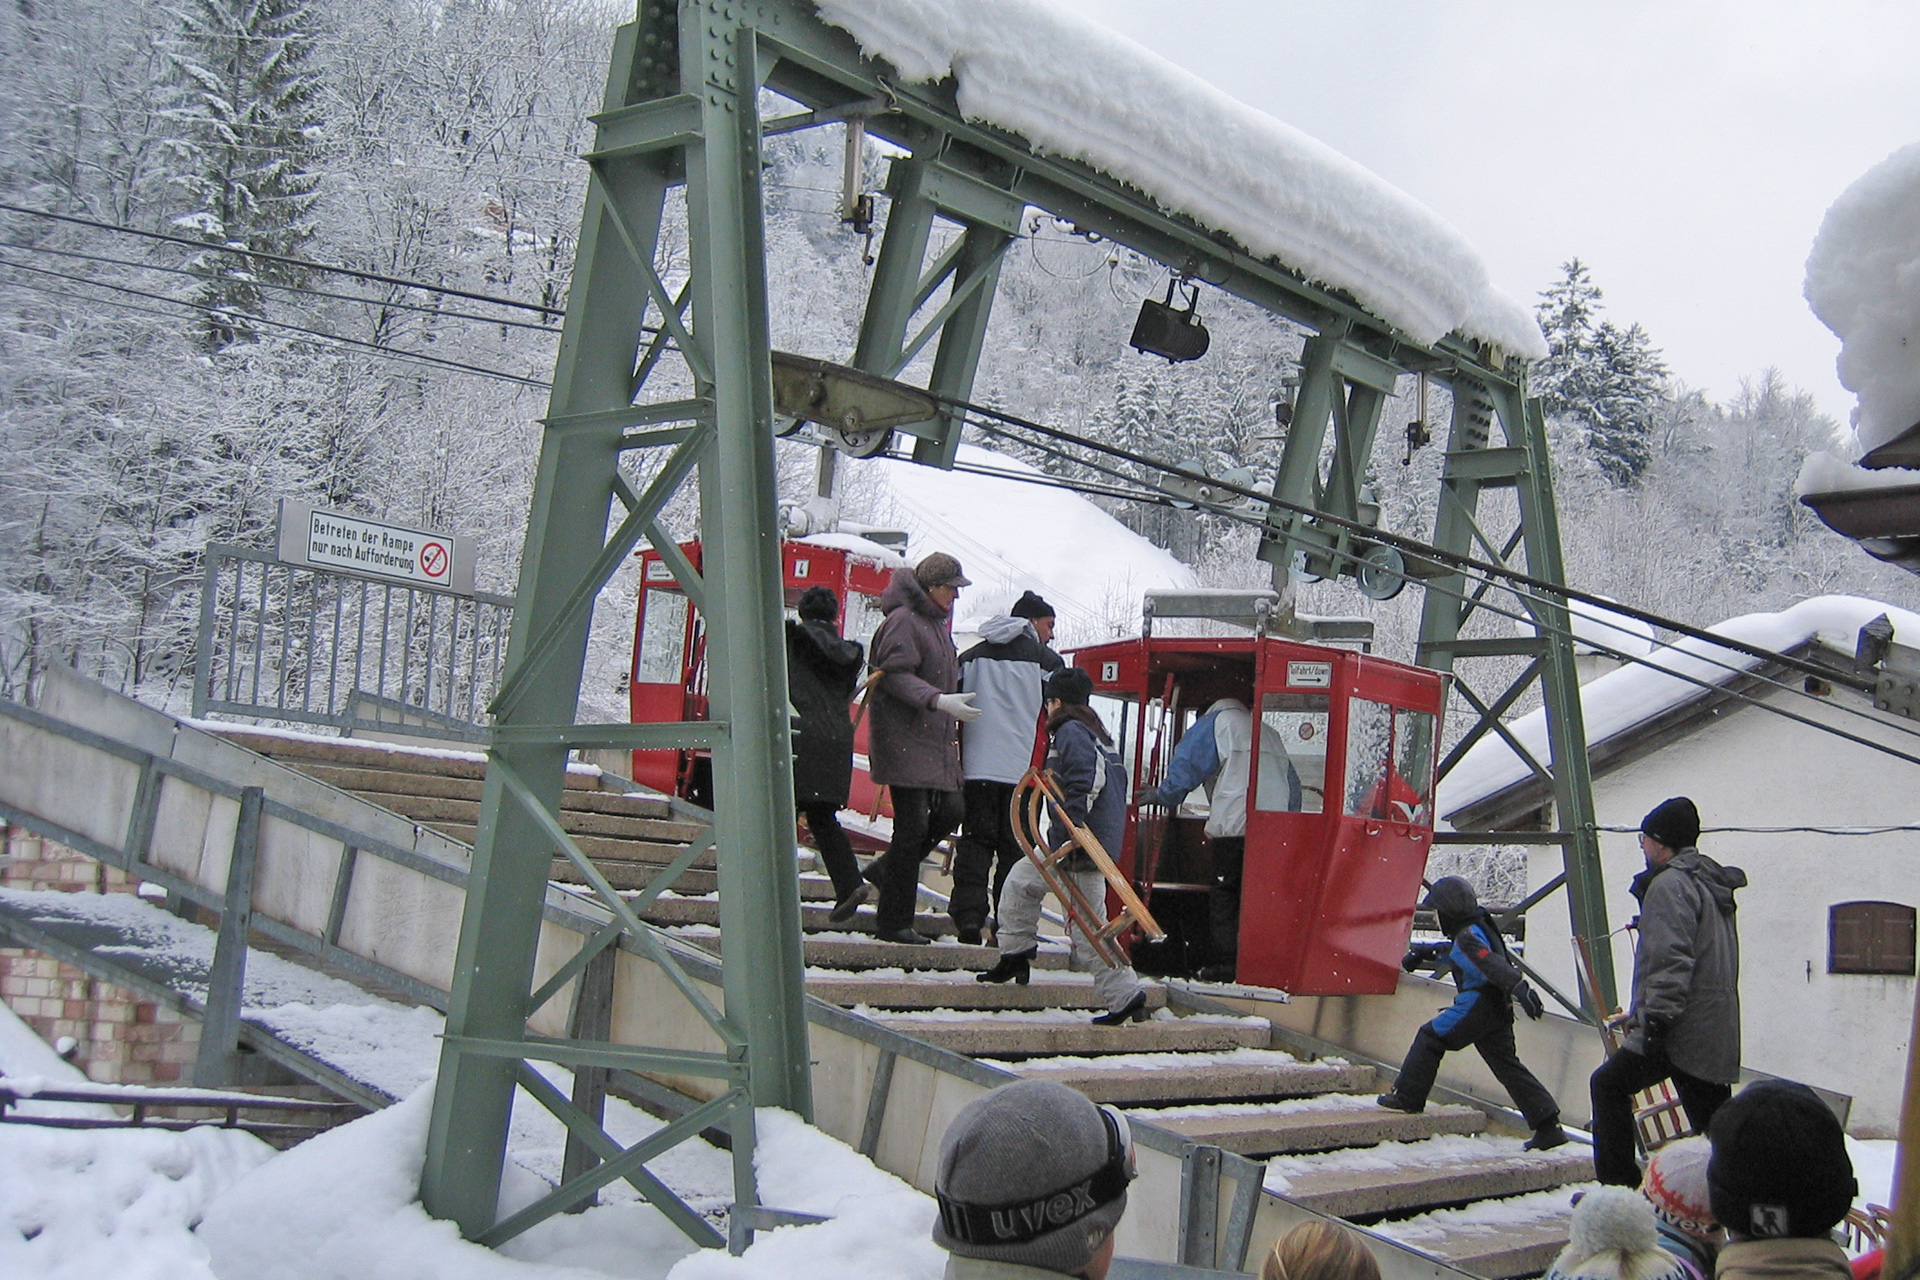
xmin=950 ymin=591 xmax=1062 ymax=945
xmin=1140 ymin=697 xmax=1299 ymax=980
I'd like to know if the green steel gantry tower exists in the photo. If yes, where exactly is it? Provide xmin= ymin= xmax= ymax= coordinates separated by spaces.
xmin=420 ymin=0 xmax=1614 ymax=1248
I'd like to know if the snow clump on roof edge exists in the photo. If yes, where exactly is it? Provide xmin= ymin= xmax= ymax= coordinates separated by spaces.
xmin=812 ymin=0 xmax=1547 ymax=360
xmin=1804 ymin=140 xmax=1920 ymax=454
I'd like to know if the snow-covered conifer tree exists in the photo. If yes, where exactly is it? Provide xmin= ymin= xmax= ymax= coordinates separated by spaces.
xmin=1585 ymin=320 xmax=1668 ymax=486
xmin=1533 ymin=260 xmax=1669 ymax=487
xmin=166 ymin=0 xmax=322 ymax=348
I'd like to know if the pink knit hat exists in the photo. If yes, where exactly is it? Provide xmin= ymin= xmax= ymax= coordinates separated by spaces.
xmin=1642 ymin=1137 xmax=1719 ymax=1240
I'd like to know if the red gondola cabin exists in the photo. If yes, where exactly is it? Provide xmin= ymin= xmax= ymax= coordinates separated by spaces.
xmin=1071 ymin=633 xmax=1445 ymax=996
xmin=629 ymin=536 xmax=902 ymax=820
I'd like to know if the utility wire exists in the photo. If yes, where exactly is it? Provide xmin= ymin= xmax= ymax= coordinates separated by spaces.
xmin=0 ymin=267 xmax=553 ymax=390
xmin=939 ymin=415 xmax=1920 ymax=768
xmin=1597 ymin=825 xmax=1920 ymax=837
xmin=0 ymin=203 xmax=560 ymax=318
xmin=936 ymin=389 xmax=1881 ymax=698
xmin=1 ymin=242 xmax=563 ymax=333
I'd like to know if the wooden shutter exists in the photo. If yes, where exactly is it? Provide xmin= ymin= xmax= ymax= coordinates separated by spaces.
xmin=1829 ymin=902 xmax=1917 ymax=976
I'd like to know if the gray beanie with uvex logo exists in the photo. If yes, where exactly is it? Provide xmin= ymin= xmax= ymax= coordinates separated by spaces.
xmin=933 ymin=1079 xmax=1130 ymax=1273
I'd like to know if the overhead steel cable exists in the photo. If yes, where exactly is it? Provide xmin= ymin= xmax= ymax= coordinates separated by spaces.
xmin=958 ymin=407 xmax=1920 ymax=755
xmin=3 ymin=241 xmax=563 ymax=333
xmin=933 ymin=389 xmax=1880 ymax=697
xmin=936 ymin=416 xmax=1920 ymax=766
xmin=0 ymin=202 xmax=561 ymax=318
xmin=0 ymin=267 xmax=553 ymax=390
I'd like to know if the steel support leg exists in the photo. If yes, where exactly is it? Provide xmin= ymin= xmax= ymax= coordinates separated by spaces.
xmin=684 ymin=7 xmax=813 ymax=1121
xmin=420 ymin=22 xmax=674 ymax=1233
xmin=1504 ymin=388 xmax=1614 ymax=1011
xmin=195 ymin=786 xmax=262 ymax=1086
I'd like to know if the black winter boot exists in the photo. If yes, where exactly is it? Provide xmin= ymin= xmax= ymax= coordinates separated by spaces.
xmin=975 ymin=948 xmax=1035 ymax=985
xmin=1091 ymin=990 xmax=1149 ymax=1026
xmin=1523 ymin=1120 xmax=1568 ymax=1151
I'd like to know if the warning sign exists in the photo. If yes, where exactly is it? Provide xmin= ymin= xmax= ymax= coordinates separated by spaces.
xmin=276 ymin=500 xmax=475 ymax=595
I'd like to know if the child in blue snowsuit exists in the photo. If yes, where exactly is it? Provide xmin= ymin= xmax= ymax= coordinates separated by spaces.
xmin=1378 ymin=876 xmax=1567 ymax=1150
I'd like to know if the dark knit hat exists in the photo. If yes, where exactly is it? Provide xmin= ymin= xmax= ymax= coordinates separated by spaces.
xmin=1010 ymin=590 xmax=1056 ymax=620
xmin=934 ymin=1079 xmax=1132 ymax=1273
xmin=915 ymin=552 xmax=972 ymax=590
xmin=796 ymin=585 xmax=839 ymax=622
xmin=1044 ymin=666 xmax=1094 ymax=706
xmin=1640 ymin=797 xmax=1701 ymax=851
xmin=1707 ymin=1080 xmax=1856 ymax=1240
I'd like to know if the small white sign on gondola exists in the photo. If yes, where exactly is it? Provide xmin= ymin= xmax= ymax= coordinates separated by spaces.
xmin=276 ymin=499 xmax=476 ymax=595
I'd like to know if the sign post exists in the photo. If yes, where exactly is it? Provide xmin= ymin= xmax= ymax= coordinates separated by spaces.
xmin=276 ymin=500 xmax=476 ymax=595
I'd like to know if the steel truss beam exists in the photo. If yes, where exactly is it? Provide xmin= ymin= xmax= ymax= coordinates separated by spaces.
xmin=1413 ymin=383 xmax=1615 ymax=1011
xmin=419 ymin=0 xmax=1616 ymax=1253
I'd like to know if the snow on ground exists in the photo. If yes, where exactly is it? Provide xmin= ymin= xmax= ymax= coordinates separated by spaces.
xmin=665 ymin=1109 xmax=945 ymax=1280
xmin=812 ymin=0 xmax=1545 ymax=358
xmin=1438 ymin=595 xmax=1920 ymax=817
xmin=0 ymin=1121 xmax=275 ymax=1280
xmin=1804 ymin=140 xmax=1920 ymax=453
xmin=865 ymin=444 xmax=1194 ymax=647
xmin=0 ymin=1003 xmax=114 ymax=1120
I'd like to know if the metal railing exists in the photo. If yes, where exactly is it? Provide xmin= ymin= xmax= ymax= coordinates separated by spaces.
xmin=193 ymin=544 xmax=513 ymax=742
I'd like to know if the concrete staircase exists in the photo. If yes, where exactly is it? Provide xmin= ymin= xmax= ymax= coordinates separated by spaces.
xmin=207 ymin=727 xmax=1592 ymax=1277
xmin=776 ymin=849 xmax=1596 ymax=1279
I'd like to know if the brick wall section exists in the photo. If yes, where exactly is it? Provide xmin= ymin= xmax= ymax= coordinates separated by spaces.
xmin=0 ymin=827 xmax=200 ymax=1083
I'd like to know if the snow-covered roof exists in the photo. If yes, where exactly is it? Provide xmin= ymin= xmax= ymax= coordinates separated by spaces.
xmin=792 ymin=530 xmax=911 ymax=568
xmin=1438 ymin=595 xmax=1920 ymax=820
xmin=1564 ymin=597 xmax=1656 ymax=659
xmin=1796 ymin=450 xmax=1920 ymax=498
xmin=859 ymin=442 xmax=1197 ymax=643
xmin=1805 ymin=140 xmax=1920 ymax=454
xmin=813 ymin=0 xmax=1546 ymax=360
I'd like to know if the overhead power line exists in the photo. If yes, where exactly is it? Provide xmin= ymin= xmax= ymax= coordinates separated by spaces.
xmin=0 ymin=203 xmax=560 ymax=318
xmin=924 ymin=409 xmax=1920 ymax=769
xmin=0 ymin=266 xmax=553 ymax=390
xmin=5 ymin=241 xmax=562 ymax=334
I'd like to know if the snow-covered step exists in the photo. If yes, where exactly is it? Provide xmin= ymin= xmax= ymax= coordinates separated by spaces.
xmin=1264 ymin=1134 xmax=1593 ymax=1219
xmin=682 ymin=930 xmax=1057 ymax=972
xmin=863 ymin=1008 xmax=1270 ymax=1057
xmin=806 ymin=972 xmax=1168 ymax=1012
xmin=366 ymin=791 xmax=699 ymax=842
xmin=641 ymin=897 xmax=958 ymax=937
xmin=1131 ymin=1096 xmax=1485 ymax=1157
xmin=1374 ymin=1185 xmax=1588 ymax=1279
xmin=1000 ymin=1049 xmax=1375 ymax=1105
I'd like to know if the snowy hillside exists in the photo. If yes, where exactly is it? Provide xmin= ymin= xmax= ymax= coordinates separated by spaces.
xmin=854 ymin=443 xmax=1197 ymax=645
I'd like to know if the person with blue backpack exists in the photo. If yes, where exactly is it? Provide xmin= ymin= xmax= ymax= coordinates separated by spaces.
xmin=1378 ymin=876 xmax=1567 ymax=1150
xmin=977 ymin=665 xmax=1148 ymax=1026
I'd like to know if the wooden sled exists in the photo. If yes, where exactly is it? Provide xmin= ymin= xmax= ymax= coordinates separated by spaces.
xmin=1010 ymin=767 xmax=1164 ymax=969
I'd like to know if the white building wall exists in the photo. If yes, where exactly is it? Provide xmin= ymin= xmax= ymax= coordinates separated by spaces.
xmin=1522 ymin=684 xmax=1920 ymax=1135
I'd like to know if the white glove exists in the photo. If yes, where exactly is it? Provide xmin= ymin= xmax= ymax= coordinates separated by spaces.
xmin=935 ymin=692 xmax=982 ymax=723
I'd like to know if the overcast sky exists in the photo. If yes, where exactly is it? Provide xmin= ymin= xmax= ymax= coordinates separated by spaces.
xmin=1052 ymin=1 xmax=1918 ymax=438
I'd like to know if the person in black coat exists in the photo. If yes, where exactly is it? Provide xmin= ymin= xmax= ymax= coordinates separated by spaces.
xmin=787 ymin=586 xmax=868 ymax=923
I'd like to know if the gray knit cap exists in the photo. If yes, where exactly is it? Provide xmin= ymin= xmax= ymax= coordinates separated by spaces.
xmin=933 ymin=1079 xmax=1131 ymax=1273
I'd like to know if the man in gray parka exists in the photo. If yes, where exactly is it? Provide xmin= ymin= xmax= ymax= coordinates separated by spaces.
xmin=1589 ymin=796 xmax=1747 ymax=1185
